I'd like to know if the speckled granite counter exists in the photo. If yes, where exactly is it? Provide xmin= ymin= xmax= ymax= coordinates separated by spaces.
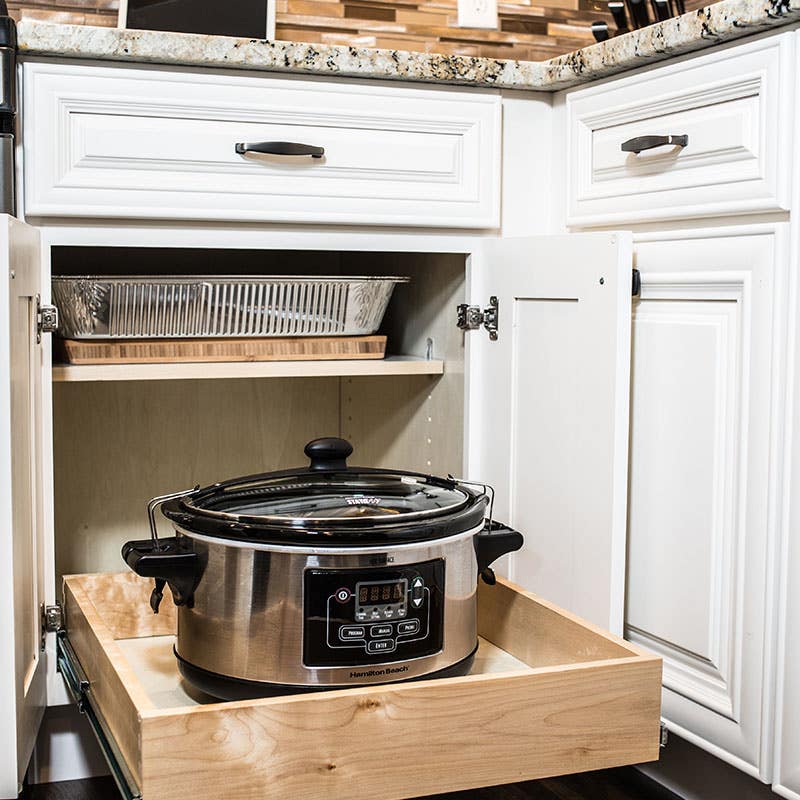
xmin=15 ymin=0 xmax=800 ymax=91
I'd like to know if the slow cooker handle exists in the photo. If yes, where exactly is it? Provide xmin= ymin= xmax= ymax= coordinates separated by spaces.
xmin=122 ymin=537 xmax=202 ymax=613
xmin=305 ymin=437 xmax=354 ymax=471
xmin=475 ymin=522 xmax=524 ymax=585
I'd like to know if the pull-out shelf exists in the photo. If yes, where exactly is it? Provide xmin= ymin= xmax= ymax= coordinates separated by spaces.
xmin=60 ymin=573 xmax=662 ymax=800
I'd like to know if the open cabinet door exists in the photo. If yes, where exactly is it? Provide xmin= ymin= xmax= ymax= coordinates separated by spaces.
xmin=465 ymin=232 xmax=632 ymax=634
xmin=0 ymin=216 xmax=46 ymax=798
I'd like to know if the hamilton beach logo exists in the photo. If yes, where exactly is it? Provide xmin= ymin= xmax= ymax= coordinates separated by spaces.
xmin=349 ymin=665 xmax=409 ymax=679
xmin=346 ymin=496 xmax=381 ymax=506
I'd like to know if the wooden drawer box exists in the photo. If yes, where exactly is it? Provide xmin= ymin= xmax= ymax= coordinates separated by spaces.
xmin=565 ymin=35 xmax=791 ymax=227
xmin=60 ymin=572 xmax=661 ymax=800
xmin=22 ymin=62 xmax=500 ymax=228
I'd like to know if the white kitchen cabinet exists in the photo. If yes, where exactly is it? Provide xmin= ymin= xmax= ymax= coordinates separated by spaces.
xmin=625 ymin=226 xmax=786 ymax=779
xmin=0 ymin=216 xmax=48 ymax=799
xmin=565 ymin=34 xmax=793 ymax=228
xmin=22 ymin=61 xmax=500 ymax=229
xmin=0 ymin=210 xmax=637 ymax=796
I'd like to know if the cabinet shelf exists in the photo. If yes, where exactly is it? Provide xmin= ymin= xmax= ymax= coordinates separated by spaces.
xmin=51 ymin=355 xmax=445 ymax=383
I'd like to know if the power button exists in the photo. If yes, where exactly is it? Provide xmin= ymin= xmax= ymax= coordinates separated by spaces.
xmin=335 ymin=588 xmax=350 ymax=603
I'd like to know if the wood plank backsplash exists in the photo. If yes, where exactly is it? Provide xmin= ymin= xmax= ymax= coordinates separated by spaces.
xmin=6 ymin=0 xmax=703 ymax=61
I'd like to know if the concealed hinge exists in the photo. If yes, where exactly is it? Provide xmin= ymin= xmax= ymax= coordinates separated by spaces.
xmin=632 ymin=268 xmax=641 ymax=298
xmin=660 ymin=721 xmax=669 ymax=748
xmin=457 ymin=296 xmax=498 ymax=341
xmin=42 ymin=603 xmax=63 ymax=650
xmin=36 ymin=295 xmax=59 ymax=343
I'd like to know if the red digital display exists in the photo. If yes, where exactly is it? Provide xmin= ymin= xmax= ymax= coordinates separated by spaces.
xmin=356 ymin=580 xmax=405 ymax=608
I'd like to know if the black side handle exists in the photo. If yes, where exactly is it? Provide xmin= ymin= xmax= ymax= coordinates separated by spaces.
xmin=475 ymin=522 xmax=524 ymax=585
xmin=304 ymin=437 xmax=353 ymax=471
xmin=235 ymin=141 xmax=324 ymax=158
xmin=122 ymin=537 xmax=202 ymax=613
xmin=621 ymin=134 xmax=688 ymax=154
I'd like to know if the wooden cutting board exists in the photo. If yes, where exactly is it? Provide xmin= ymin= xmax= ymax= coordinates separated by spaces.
xmin=55 ymin=335 xmax=387 ymax=365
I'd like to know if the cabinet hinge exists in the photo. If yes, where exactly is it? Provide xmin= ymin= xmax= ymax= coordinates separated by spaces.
xmin=659 ymin=721 xmax=669 ymax=748
xmin=36 ymin=294 xmax=59 ymax=343
xmin=457 ymin=296 xmax=498 ymax=341
xmin=42 ymin=603 xmax=63 ymax=650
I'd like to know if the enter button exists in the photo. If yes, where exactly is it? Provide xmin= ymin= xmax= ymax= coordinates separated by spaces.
xmin=367 ymin=639 xmax=396 ymax=654
xmin=397 ymin=620 xmax=420 ymax=636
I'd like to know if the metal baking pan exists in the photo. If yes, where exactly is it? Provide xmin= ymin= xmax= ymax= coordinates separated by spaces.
xmin=51 ymin=275 xmax=409 ymax=339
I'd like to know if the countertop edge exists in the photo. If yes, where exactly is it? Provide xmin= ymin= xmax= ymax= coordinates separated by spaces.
xmin=15 ymin=0 xmax=800 ymax=92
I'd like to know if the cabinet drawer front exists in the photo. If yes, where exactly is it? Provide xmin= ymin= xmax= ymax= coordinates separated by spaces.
xmin=23 ymin=62 xmax=500 ymax=228
xmin=61 ymin=572 xmax=661 ymax=800
xmin=566 ymin=36 xmax=792 ymax=226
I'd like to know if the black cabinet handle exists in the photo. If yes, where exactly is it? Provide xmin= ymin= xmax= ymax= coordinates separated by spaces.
xmin=235 ymin=141 xmax=325 ymax=158
xmin=621 ymin=134 xmax=688 ymax=154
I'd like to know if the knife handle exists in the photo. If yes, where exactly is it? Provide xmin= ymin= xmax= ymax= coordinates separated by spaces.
xmin=592 ymin=21 xmax=610 ymax=41
xmin=608 ymin=1 xmax=630 ymax=31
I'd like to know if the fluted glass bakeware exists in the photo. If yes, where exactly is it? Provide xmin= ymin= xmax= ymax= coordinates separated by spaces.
xmin=51 ymin=275 xmax=409 ymax=339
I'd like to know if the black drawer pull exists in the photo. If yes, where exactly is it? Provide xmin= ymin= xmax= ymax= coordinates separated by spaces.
xmin=621 ymin=134 xmax=688 ymax=154
xmin=235 ymin=141 xmax=325 ymax=158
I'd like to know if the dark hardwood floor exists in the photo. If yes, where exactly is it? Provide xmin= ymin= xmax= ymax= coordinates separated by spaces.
xmin=20 ymin=768 xmax=681 ymax=800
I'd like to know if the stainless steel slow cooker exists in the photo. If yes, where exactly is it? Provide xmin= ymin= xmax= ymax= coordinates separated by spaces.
xmin=122 ymin=438 xmax=523 ymax=699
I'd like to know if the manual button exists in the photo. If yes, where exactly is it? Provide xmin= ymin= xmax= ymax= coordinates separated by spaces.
xmin=397 ymin=619 xmax=420 ymax=636
xmin=370 ymin=624 xmax=393 ymax=637
xmin=339 ymin=626 xmax=365 ymax=641
xmin=367 ymin=639 xmax=396 ymax=654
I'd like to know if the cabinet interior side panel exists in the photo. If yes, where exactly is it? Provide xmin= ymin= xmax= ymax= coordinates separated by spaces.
xmin=52 ymin=377 xmax=340 ymax=581
xmin=341 ymin=253 xmax=465 ymax=474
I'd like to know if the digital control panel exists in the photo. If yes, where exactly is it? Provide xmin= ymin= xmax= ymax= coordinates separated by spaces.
xmin=303 ymin=560 xmax=445 ymax=668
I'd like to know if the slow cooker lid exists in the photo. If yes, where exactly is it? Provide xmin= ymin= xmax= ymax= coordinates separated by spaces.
xmin=190 ymin=473 xmax=470 ymax=522
xmin=161 ymin=438 xmax=489 ymax=545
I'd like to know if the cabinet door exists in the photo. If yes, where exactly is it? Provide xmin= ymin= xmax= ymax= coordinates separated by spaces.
xmin=0 ymin=216 xmax=46 ymax=798
xmin=465 ymin=232 xmax=633 ymax=633
xmin=625 ymin=229 xmax=781 ymax=779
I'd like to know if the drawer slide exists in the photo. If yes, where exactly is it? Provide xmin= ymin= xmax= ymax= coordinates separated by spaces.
xmin=56 ymin=632 xmax=141 ymax=800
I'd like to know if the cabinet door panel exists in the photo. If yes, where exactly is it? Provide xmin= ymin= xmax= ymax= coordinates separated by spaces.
xmin=626 ymin=229 xmax=780 ymax=778
xmin=0 ymin=216 xmax=46 ymax=796
xmin=465 ymin=233 xmax=632 ymax=633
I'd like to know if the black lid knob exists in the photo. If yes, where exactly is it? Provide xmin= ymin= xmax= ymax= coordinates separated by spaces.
xmin=304 ymin=437 xmax=353 ymax=471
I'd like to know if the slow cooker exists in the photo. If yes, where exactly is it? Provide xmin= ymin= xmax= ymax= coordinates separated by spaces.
xmin=122 ymin=437 xmax=523 ymax=699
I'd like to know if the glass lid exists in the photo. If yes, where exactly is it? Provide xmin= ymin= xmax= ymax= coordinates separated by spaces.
xmin=160 ymin=438 xmax=490 ymax=546
xmin=188 ymin=473 xmax=471 ymax=523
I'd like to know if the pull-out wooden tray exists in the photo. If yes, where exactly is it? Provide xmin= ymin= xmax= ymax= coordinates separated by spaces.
xmin=61 ymin=573 xmax=662 ymax=800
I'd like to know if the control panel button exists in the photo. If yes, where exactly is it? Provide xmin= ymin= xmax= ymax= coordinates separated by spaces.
xmin=335 ymin=588 xmax=350 ymax=603
xmin=370 ymin=624 xmax=393 ymax=637
xmin=367 ymin=639 xmax=396 ymax=654
xmin=411 ymin=577 xmax=424 ymax=608
xmin=397 ymin=620 xmax=420 ymax=636
xmin=339 ymin=626 xmax=365 ymax=641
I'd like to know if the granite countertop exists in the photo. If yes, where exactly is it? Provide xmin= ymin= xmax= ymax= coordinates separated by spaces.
xmin=15 ymin=0 xmax=800 ymax=91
